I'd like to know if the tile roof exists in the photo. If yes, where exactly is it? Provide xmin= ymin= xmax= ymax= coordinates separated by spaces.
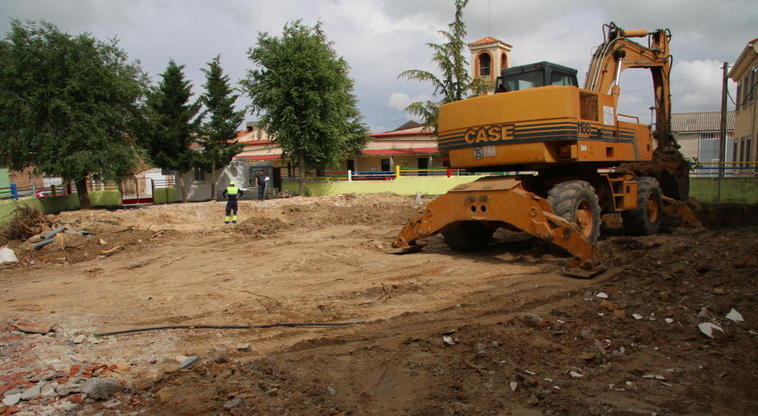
xmin=468 ymin=37 xmax=513 ymax=48
xmin=671 ymin=111 xmax=735 ymax=133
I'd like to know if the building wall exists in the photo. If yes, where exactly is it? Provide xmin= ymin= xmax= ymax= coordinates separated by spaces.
xmin=675 ymin=132 xmax=699 ymax=161
xmin=354 ymin=155 xmax=444 ymax=172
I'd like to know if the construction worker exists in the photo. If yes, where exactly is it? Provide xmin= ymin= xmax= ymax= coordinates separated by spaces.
xmin=222 ymin=181 xmax=244 ymax=224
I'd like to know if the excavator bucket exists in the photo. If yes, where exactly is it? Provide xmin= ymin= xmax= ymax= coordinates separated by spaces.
xmin=392 ymin=177 xmax=603 ymax=276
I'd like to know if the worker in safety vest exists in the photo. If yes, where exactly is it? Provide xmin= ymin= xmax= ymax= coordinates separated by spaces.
xmin=221 ymin=181 xmax=244 ymax=224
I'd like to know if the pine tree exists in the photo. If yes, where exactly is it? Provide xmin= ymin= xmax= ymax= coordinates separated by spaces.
xmin=197 ymin=56 xmax=245 ymax=200
xmin=140 ymin=60 xmax=201 ymax=202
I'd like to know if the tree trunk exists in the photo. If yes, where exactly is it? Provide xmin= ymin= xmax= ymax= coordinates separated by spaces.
xmin=298 ymin=157 xmax=306 ymax=195
xmin=209 ymin=161 xmax=217 ymax=201
xmin=75 ymin=178 xmax=91 ymax=209
xmin=178 ymin=172 xmax=189 ymax=202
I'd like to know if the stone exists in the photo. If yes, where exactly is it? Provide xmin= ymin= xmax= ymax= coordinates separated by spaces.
xmin=698 ymin=322 xmax=724 ymax=339
xmin=236 ymin=344 xmax=251 ymax=352
xmin=697 ymin=307 xmax=714 ymax=319
xmin=81 ymin=378 xmax=124 ymax=400
xmin=326 ymin=385 xmax=337 ymax=396
xmin=658 ymin=291 xmax=671 ymax=301
xmin=632 ymin=313 xmax=643 ymax=320
xmin=569 ymin=371 xmax=584 ymax=378
xmin=509 ymin=381 xmax=518 ymax=392
xmin=223 ymin=397 xmax=242 ymax=409
xmin=725 ymin=308 xmax=744 ymax=322
xmin=522 ymin=313 xmax=547 ymax=327
xmin=179 ymin=356 xmax=199 ymax=369
xmin=712 ymin=287 xmax=726 ymax=295
xmin=41 ymin=382 xmax=58 ymax=398
xmin=72 ymin=335 xmax=86 ymax=344
xmin=3 ymin=393 xmax=21 ymax=406
xmin=58 ymin=401 xmax=79 ymax=412
xmin=0 ymin=247 xmax=18 ymax=264
xmin=579 ymin=352 xmax=596 ymax=361
xmin=20 ymin=383 xmax=42 ymax=401
xmin=595 ymin=292 xmax=608 ymax=299
xmin=442 ymin=335 xmax=455 ymax=346
xmin=12 ymin=320 xmax=53 ymax=335
xmin=56 ymin=379 xmax=82 ymax=396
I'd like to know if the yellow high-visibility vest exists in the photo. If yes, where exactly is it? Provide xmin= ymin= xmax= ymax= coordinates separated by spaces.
xmin=226 ymin=186 xmax=239 ymax=195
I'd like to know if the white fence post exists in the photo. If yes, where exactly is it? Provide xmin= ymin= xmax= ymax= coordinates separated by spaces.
xmin=347 ymin=170 xmax=352 ymax=182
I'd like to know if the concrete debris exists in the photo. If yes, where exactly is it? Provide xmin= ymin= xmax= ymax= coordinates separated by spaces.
xmin=725 ymin=308 xmax=744 ymax=322
xmin=81 ymin=378 xmax=124 ymax=400
xmin=510 ymin=381 xmax=518 ymax=392
xmin=632 ymin=314 xmax=643 ymax=320
xmin=698 ymin=322 xmax=724 ymax=339
xmin=442 ymin=335 xmax=455 ymax=346
xmin=236 ymin=343 xmax=252 ymax=352
xmin=569 ymin=371 xmax=584 ymax=378
xmin=595 ymin=292 xmax=609 ymax=299
xmin=11 ymin=320 xmax=53 ymax=335
xmin=223 ymin=397 xmax=242 ymax=409
xmin=179 ymin=356 xmax=199 ymax=369
xmin=20 ymin=383 xmax=42 ymax=401
xmin=0 ymin=246 xmax=19 ymax=264
xmin=326 ymin=385 xmax=337 ymax=396
xmin=2 ymin=393 xmax=22 ymax=406
xmin=72 ymin=334 xmax=86 ymax=344
xmin=664 ymin=318 xmax=674 ymax=324
xmin=642 ymin=374 xmax=666 ymax=380
xmin=40 ymin=382 xmax=58 ymax=398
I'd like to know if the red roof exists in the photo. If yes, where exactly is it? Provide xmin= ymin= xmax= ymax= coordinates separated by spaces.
xmin=369 ymin=126 xmax=434 ymax=138
xmin=468 ymin=37 xmax=513 ymax=48
xmin=361 ymin=148 xmax=438 ymax=156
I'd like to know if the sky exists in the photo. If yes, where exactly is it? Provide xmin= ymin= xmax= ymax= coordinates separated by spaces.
xmin=1 ymin=0 xmax=755 ymax=132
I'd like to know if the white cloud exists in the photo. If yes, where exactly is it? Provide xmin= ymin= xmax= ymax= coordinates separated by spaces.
xmin=387 ymin=92 xmax=433 ymax=111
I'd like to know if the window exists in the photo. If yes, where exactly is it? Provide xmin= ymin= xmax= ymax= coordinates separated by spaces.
xmin=479 ymin=53 xmax=491 ymax=76
xmin=193 ymin=167 xmax=205 ymax=182
xmin=551 ymin=72 xmax=575 ymax=86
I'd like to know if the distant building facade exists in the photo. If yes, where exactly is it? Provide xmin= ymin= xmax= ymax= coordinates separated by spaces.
xmin=671 ymin=111 xmax=735 ymax=165
xmin=729 ymin=37 xmax=758 ymax=164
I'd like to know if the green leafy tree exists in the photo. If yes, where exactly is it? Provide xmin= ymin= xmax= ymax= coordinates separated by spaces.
xmin=398 ymin=0 xmax=487 ymax=131
xmin=0 ymin=20 xmax=147 ymax=208
xmin=241 ymin=21 xmax=368 ymax=194
xmin=196 ymin=55 xmax=245 ymax=200
xmin=140 ymin=60 xmax=200 ymax=202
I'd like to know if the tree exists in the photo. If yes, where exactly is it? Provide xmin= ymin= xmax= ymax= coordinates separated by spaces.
xmin=0 ymin=20 xmax=146 ymax=208
xmin=398 ymin=0 xmax=487 ymax=131
xmin=241 ymin=21 xmax=368 ymax=194
xmin=196 ymin=55 xmax=245 ymax=200
xmin=140 ymin=60 xmax=200 ymax=202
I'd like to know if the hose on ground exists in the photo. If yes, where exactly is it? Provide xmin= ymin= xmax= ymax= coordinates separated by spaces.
xmin=94 ymin=321 xmax=366 ymax=337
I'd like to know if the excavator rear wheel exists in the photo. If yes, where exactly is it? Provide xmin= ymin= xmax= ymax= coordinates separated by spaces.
xmin=547 ymin=180 xmax=601 ymax=244
xmin=441 ymin=221 xmax=494 ymax=252
xmin=622 ymin=177 xmax=663 ymax=235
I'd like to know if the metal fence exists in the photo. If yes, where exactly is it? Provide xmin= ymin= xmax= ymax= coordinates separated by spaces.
xmin=691 ymin=161 xmax=758 ymax=177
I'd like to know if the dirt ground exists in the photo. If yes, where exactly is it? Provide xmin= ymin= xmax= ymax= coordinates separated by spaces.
xmin=0 ymin=194 xmax=756 ymax=415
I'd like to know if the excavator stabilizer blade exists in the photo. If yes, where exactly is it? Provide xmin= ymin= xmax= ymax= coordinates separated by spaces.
xmin=388 ymin=243 xmax=425 ymax=255
xmin=561 ymin=262 xmax=607 ymax=279
xmin=391 ymin=177 xmax=602 ymax=270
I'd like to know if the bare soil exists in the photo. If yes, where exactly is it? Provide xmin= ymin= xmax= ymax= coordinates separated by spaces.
xmin=0 ymin=194 xmax=756 ymax=415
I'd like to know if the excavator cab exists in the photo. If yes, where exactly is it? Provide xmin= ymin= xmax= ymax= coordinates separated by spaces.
xmin=495 ymin=62 xmax=578 ymax=93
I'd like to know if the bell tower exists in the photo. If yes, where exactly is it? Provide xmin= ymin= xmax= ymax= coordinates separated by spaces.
xmin=469 ymin=37 xmax=512 ymax=93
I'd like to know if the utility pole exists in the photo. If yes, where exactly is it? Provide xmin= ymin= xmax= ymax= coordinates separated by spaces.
xmin=717 ymin=62 xmax=728 ymax=203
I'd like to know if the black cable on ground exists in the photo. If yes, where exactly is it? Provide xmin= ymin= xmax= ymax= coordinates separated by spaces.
xmin=94 ymin=321 xmax=366 ymax=337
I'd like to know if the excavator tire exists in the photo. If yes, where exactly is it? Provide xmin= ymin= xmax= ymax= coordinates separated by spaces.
xmin=622 ymin=177 xmax=663 ymax=235
xmin=547 ymin=180 xmax=601 ymax=244
xmin=442 ymin=221 xmax=494 ymax=252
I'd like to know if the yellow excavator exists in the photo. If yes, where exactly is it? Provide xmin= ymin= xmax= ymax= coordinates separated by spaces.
xmin=392 ymin=22 xmax=693 ymax=276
